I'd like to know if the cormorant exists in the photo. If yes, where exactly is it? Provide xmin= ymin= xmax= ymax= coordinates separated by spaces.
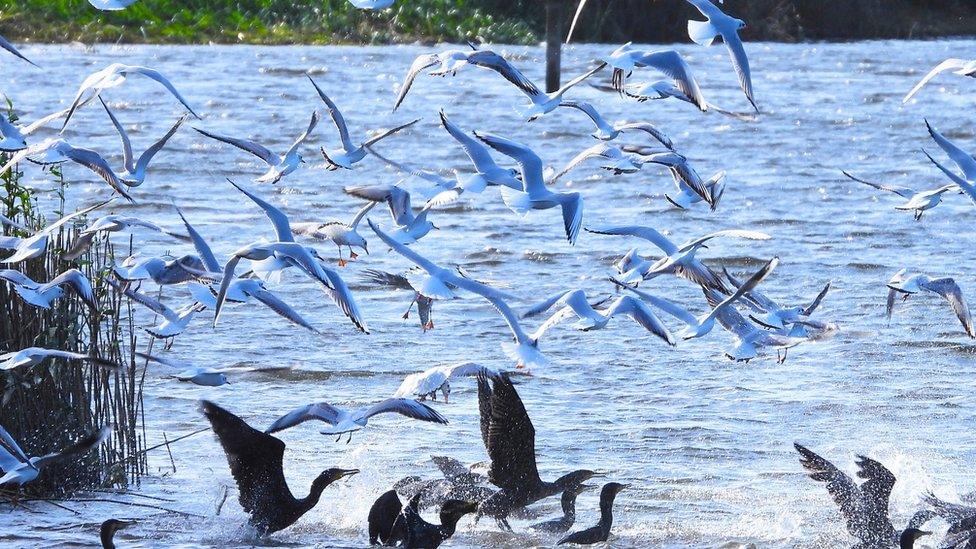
xmin=919 ymin=492 xmax=976 ymax=548
xmin=476 ymin=372 xmax=603 ymax=529
xmin=794 ymin=443 xmax=933 ymax=548
xmin=556 ymin=482 xmax=628 ymax=545
xmin=200 ymin=400 xmax=359 ymax=535
xmin=529 ymin=483 xmax=594 ymax=534
xmin=368 ymin=490 xmax=477 ymax=548
xmin=100 ymin=518 xmax=136 ymax=549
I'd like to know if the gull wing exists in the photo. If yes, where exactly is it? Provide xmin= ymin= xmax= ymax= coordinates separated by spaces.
xmin=802 ymin=282 xmax=831 ymax=316
xmin=250 ymin=287 xmax=319 ymax=333
xmin=922 ymin=277 xmax=975 ymax=338
xmin=264 ymin=402 xmax=342 ymax=433
xmin=362 ymin=118 xmax=420 ymax=149
xmin=926 ymin=120 xmax=976 ymax=181
xmin=904 ymin=59 xmax=973 ymax=103
xmin=467 ymin=50 xmax=540 ymax=97
xmin=635 ymin=50 xmax=707 ymax=111
xmin=193 ymin=127 xmax=278 ymax=166
xmin=359 ymin=398 xmax=449 ymax=425
xmin=285 ymin=111 xmax=320 ymax=157
xmin=474 ymin=132 xmax=546 ymax=194
xmin=126 ymin=66 xmax=200 ymax=118
xmin=439 ymin=110 xmax=499 ymax=173
xmin=228 ymin=179 xmax=293 ymax=242
xmin=99 ymin=97 xmax=134 ymax=172
xmin=61 ymin=144 xmax=132 ymax=202
xmin=841 ymin=170 xmax=915 ymax=198
xmin=307 ymin=74 xmax=355 ymax=150
xmin=174 ymin=205 xmax=222 ymax=272
xmin=393 ymin=53 xmax=442 ymax=111
xmin=585 ymin=225 xmax=678 ymax=255
xmin=134 ymin=113 xmax=188 ymax=175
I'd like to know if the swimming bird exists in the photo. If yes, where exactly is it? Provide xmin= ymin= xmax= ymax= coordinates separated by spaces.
xmin=841 ymin=170 xmax=957 ymax=220
xmin=200 ymin=400 xmax=359 ymax=535
xmin=886 ymin=269 xmax=974 ymax=338
xmin=194 ymin=111 xmax=318 ymax=184
xmin=585 ymin=225 xmax=770 ymax=290
xmin=439 ymin=110 xmax=522 ymax=192
xmin=529 ymin=483 xmax=594 ymax=534
xmin=0 ymin=268 xmax=96 ymax=309
xmin=110 ymin=279 xmax=205 ymax=340
xmin=0 ymin=200 xmax=108 ymax=264
xmin=0 ymin=139 xmax=132 ymax=201
xmin=614 ymin=257 xmax=779 ymax=340
xmin=61 ymin=63 xmax=200 ymax=132
xmin=0 ymin=34 xmax=37 ymax=67
xmin=370 ymin=220 xmax=554 ymax=368
xmin=344 ymin=184 xmax=450 ymax=245
xmin=0 ymin=424 xmax=110 ymax=486
xmin=291 ymin=201 xmax=376 ymax=266
xmin=100 ymin=98 xmax=187 ymax=186
xmin=476 ymin=372 xmax=604 ymax=529
xmin=522 ymin=289 xmax=675 ymax=345
xmin=361 ymin=268 xmax=436 ymax=330
xmin=368 ymin=490 xmax=478 ymax=548
xmin=393 ymin=361 xmax=490 ymax=402
xmin=264 ymin=398 xmax=448 ymax=442
xmin=0 ymin=347 xmax=119 ymax=371
xmin=558 ymin=100 xmax=674 ymax=148
xmin=684 ymin=0 xmax=757 ymax=112
xmin=904 ymin=58 xmax=976 ymax=103
xmin=557 ymin=482 xmax=628 ymax=545
xmin=88 ymin=0 xmax=140 ymax=10
xmin=394 ymin=48 xmax=537 ymax=112
xmin=99 ymin=518 xmax=136 ymax=549
xmin=137 ymin=351 xmax=230 ymax=386
xmin=604 ymin=44 xmax=707 ymax=111
xmin=918 ymin=492 xmax=976 ymax=548
xmin=307 ymin=74 xmax=418 ymax=170
xmin=65 ymin=213 xmax=190 ymax=260
xmin=794 ymin=443 xmax=934 ymax=549
xmin=475 ymin=132 xmax=583 ymax=244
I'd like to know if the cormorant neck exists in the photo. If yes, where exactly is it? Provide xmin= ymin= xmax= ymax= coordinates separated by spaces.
xmin=899 ymin=531 xmax=917 ymax=549
xmin=597 ymin=491 xmax=618 ymax=530
xmin=100 ymin=526 xmax=116 ymax=549
xmin=560 ymin=490 xmax=577 ymax=521
xmin=438 ymin=516 xmax=461 ymax=539
xmin=301 ymin=478 xmax=333 ymax=512
xmin=552 ymin=471 xmax=587 ymax=493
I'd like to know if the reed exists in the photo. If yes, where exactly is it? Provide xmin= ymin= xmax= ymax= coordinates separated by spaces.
xmin=0 ymin=108 xmax=146 ymax=497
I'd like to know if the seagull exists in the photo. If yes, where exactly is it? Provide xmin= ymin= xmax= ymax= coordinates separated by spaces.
xmin=394 ymin=48 xmax=538 ymax=111
xmin=552 ymin=144 xmax=683 ymax=182
xmin=61 ymin=63 xmax=200 ymax=132
xmin=0 ymin=34 xmax=37 ymax=67
xmin=0 ymin=200 xmax=108 ymax=264
xmin=348 ymin=0 xmax=395 ymax=9
xmin=700 ymin=286 xmax=805 ymax=362
xmin=623 ymin=145 xmax=717 ymax=207
xmin=0 ymin=425 xmax=110 ymax=486
xmin=523 ymin=289 xmax=675 ymax=345
xmin=886 ymin=269 xmax=974 ymax=338
xmin=393 ymin=361 xmax=491 ymax=402
xmin=558 ymin=100 xmax=673 ymax=148
xmin=214 ymin=181 xmax=367 ymax=332
xmin=307 ymin=74 xmax=418 ymax=170
xmin=0 ymin=347 xmax=119 ymax=371
xmin=904 ymin=58 xmax=976 ymax=103
xmin=924 ymin=120 xmax=976 ymax=195
xmin=439 ymin=111 xmax=522 ymax=192
xmin=603 ymin=44 xmax=707 ymax=111
xmin=200 ymin=400 xmax=359 ymax=536
xmin=264 ymin=398 xmax=448 ymax=442
xmin=474 ymin=132 xmax=584 ymax=245
xmin=344 ymin=184 xmax=453 ymax=245
xmin=100 ymin=98 xmax=187 ymax=186
xmin=361 ymin=268 xmax=437 ymax=330
xmin=194 ymin=111 xmax=318 ymax=184
xmin=794 ymin=443 xmax=934 ymax=549
xmin=841 ymin=170 xmax=957 ymax=220
xmin=667 ymin=170 xmax=726 ymax=210
xmin=370 ymin=220 xmax=554 ymax=368
xmin=88 ymin=0 xmax=140 ymax=10
xmin=620 ymin=80 xmax=750 ymax=119
xmin=112 ymin=253 xmax=216 ymax=286
xmin=291 ymin=201 xmax=377 ymax=266
xmin=614 ymin=257 xmax=779 ymax=340
xmin=511 ymin=63 xmax=608 ymax=121
xmin=64 ymin=213 xmax=190 ymax=260
xmin=723 ymin=267 xmax=831 ymax=336
xmin=0 ymin=139 xmax=133 ymax=201
xmin=0 ymin=268 xmax=97 ymax=309
xmin=137 ymin=352 xmax=229 ymax=386
xmin=110 ymin=279 xmax=205 ymax=339
xmin=0 ymin=102 xmax=89 ymax=152
xmin=585 ymin=226 xmax=770 ymax=290
xmin=684 ymin=0 xmax=756 ymax=112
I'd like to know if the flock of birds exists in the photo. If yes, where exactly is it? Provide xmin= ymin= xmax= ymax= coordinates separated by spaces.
xmin=0 ymin=0 xmax=975 ymax=547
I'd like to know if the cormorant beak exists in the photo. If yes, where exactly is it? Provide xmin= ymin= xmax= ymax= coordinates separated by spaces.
xmin=338 ymin=468 xmax=360 ymax=479
xmin=591 ymin=471 xmax=608 ymax=478
xmin=618 ymin=483 xmax=631 ymax=490
xmin=917 ymin=530 xmax=932 ymax=538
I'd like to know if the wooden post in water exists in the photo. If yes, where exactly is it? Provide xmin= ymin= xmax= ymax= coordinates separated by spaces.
xmin=545 ymin=0 xmax=564 ymax=93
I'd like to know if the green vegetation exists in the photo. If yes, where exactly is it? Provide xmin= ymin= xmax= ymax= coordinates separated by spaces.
xmin=0 ymin=0 xmax=538 ymax=45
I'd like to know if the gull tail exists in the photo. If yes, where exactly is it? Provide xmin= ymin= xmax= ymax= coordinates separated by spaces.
xmin=499 ymin=186 xmax=532 ymax=216
xmin=688 ymin=20 xmax=720 ymax=47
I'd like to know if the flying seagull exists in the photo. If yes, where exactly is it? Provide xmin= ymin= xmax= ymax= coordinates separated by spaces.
xmin=886 ymin=269 xmax=974 ymax=338
xmin=100 ymin=97 xmax=187 ymax=186
xmin=0 ymin=139 xmax=133 ymax=201
xmin=684 ymin=0 xmax=757 ymax=112
xmin=0 ymin=425 xmax=110 ymax=486
xmin=264 ymin=398 xmax=448 ymax=442
xmin=904 ymin=58 xmax=976 ymax=103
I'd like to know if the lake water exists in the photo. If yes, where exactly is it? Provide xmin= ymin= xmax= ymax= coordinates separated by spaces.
xmin=2 ymin=37 xmax=976 ymax=547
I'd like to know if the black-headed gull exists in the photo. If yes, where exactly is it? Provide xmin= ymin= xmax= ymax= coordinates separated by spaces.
xmin=100 ymin=97 xmax=187 ymax=186
xmin=0 ymin=139 xmax=132 ymax=201
xmin=113 ymin=253 xmax=215 ymax=286
xmin=558 ymin=100 xmax=673 ymax=148
xmin=0 ymin=34 xmax=36 ymax=67
xmin=474 ymin=132 xmax=584 ymax=245
xmin=0 ymin=200 xmax=108 ymax=264
xmin=523 ymin=289 xmax=674 ymax=345
xmin=0 ymin=425 xmax=110 ymax=486
xmin=510 ymin=63 xmax=608 ymax=121
xmin=291 ymin=201 xmax=377 ymax=266
xmin=723 ymin=267 xmax=831 ymax=337
xmin=887 ymin=269 xmax=974 ymax=338
xmin=0 ymin=268 xmax=96 ymax=309
xmin=0 ymin=347 xmax=119 ymax=371
xmin=64 ymin=213 xmax=190 ymax=260
xmin=841 ymin=170 xmax=957 ymax=221
xmin=552 ymin=144 xmax=681 ymax=182
xmin=701 ymin=287 xmax=804 ymax=362
xmin=925 ymin=120 xmax=976 ymax=193
xmin=684 ymin=0 xmax=756 ymax=112
xmin=621 ymin=80 xmax=751 ymax=119
xmin=623 ymin=145 xmax=717 ymax=207
xmin=61 ymin=63 xmax=200 ymax=131
xmin=361 ymin=268 xmax=436 ymax=330
xmin=393 ymin=361 xmax=491 ymax=402
xmin=137 ymin=352 xmax=229 ymax=386
xmin=110 ymin=279 xmax=206 ymax=339
xmin=194 ymin=111 xmax=318 ymax=184
xmin=604 ymin=44 xmax=707 ymax=111
xmin=308 ymin=74 xmax=419 ymax=170
xmin=265 ymin=398 xmax=448 ymax=442
xmin=439 ymin=110 xmax=522 ymax=192
xmin=904 ymin=58 xmax=976 ymax=103
xmin=344 ymin=184 xmax=451 ymax=245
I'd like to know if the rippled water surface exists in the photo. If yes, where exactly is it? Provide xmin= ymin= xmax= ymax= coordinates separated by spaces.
xmin=2 ymin=38 xmax=976 ymax=547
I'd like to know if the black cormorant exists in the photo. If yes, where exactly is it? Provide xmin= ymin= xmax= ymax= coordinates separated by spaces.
xmin=529 ymin=483 xmax=594 ymax=534
xmin=919 ymin=492 xmax=976 ymax=548
xmin=368 ymin=490 xmax=477 ymax=548
xmin=795 ymin=443 xmax=932 ymax=548
xmin=200 ymin=400 xmax=359 ymax=535
xmin=476 ymin=372 xmax=603 ymax=529
xmin=556 ymin=482 xmax=627 ymax=545
xmin=100 ymin=519 xmax=136 ymax=549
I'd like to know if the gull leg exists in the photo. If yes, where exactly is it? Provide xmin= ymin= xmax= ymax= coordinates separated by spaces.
xmin=335 ymin=434 xmax=342 ymax=443
xmin=336 ymin=244 xmax=347 ymax=267
xmin=349 ymin=247 xmax=359 ymax=261
xmin=346 ymin=432 xmax=352 ymax=444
